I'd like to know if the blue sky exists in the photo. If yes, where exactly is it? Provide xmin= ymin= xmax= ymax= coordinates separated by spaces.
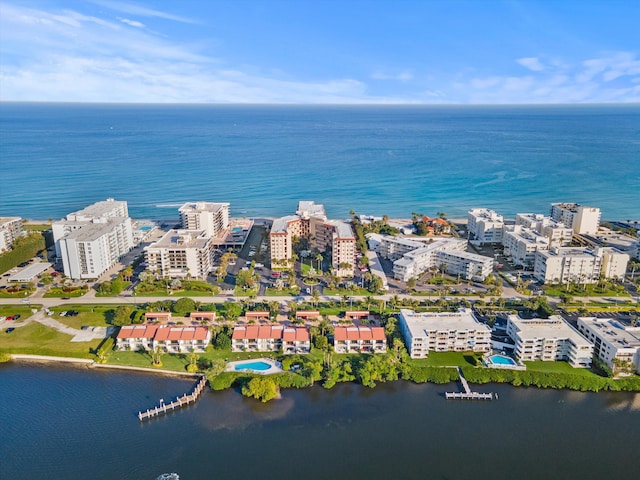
xmin=1 ymin=0 xmax=639 ymax=103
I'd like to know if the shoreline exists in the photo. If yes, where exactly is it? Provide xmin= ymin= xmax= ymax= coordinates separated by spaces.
xmin=7 ymin=354 xmax=200 ymax=379
xmin=5 ymin=352 xmax=639 ymax=395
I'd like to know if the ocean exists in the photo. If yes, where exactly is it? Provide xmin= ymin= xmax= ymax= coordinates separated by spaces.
xmin=1 ymin=363 xmax=639 ymax=480
xmin=1 ymin=103 xmax=639 ymax=222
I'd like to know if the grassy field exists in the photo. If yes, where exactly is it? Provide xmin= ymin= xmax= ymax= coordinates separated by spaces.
xmin=0 ymin=305 xmax=38 ymax=320
xmin=524 ymin=360 xmax=603 ymax=378
xmin=23 ymin=224 xmax=51 ymax=232
xmin=543 ymin=284 xmax=630 ymax=297
xmin=265 ymin=288 xmax=300 ymax=296
xmin=410 ymin=351 xmax=484 ymax=367
xmin=0 ymin=322 xmax=100 ymax=358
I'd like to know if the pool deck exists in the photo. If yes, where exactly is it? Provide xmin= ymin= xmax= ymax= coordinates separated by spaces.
xmin=484 ymin=353 xmax=526 ymax=371
xmin=225 ymin=358 xmax=283 ymax=375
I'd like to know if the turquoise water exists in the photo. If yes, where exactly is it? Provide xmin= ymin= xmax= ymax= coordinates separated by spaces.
xmin=1 ymin=103 xmax=638 ymax=221
xmin=140 ymin=226 xmax=152 ymax=231
xmin=488 ymin=354 xmax=517 ymax=366
xmin=231 ymin=227 xmax=243 ymax=233
xmin=234 ymin=361 xmax=272 ymax=371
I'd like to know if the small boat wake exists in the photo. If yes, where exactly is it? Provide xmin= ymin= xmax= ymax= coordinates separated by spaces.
xmin=155 ymin=474 xmax=179 ymax=480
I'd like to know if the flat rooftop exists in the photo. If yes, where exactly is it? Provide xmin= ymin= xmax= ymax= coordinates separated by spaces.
xmin=65 ymin=218 xmax=129 ymax=242
xmin=9 ymin=262 xmax=52 ymax=282
xmin=508 ymin=315 xmax=591 ymax=345
xmin=296 ymin=201 xmax=326 ymax=219
xmin=271 ymin=215 xmax=300 ymax=234
xmin=578 ymin=317 xmax=640 ymax=349
xmin=179 ymin=202 xmax=229 ymax=213
xmin=400 ymin=308 xmax=490 ymax=334
xmin=149 ymin=229 xmax=210 ymax=249
xmin=71 ymin=198 xmax=127 ymax=218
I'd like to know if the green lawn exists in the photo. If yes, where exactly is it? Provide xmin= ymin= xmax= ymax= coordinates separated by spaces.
xmin=324 ymin=287 xmax=371 ymax=296
xmin=411 ymin=351 xmax=484 ymax=367
xmin=233 ymin=287 xmax=258 ymax=297
xmin=44 ymin=287 xmax=88 ymax=298
xmin=0 ymin=305 xmax=38 ymax=319
xmin=524 ymin=360 xmax=603 ymax=378
xmin=23 ymin=224 xmax=51 ymax=232
xmin=265 ymin=288 xmax=300 ymax=296
xmin=0 ymin=322 xmax=100 ymax=358
xmin=543 ymin=284 xmax=630 ymax=297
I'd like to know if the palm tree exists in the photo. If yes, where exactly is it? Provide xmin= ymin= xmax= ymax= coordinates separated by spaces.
xmin=315 ymin=253 xmax=324 ymax=273
xmin=311 ymin=289 xmax=320 ymax=307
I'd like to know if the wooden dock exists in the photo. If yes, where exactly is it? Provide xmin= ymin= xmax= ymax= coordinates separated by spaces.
xmin=445 ymin=367 xmax=494 ymax=401
xmin=138 ymin=376 xmax=207 ymax=421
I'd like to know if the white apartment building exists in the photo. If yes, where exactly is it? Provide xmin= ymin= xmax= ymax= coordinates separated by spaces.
xmin=533 ymin=246 xmax=629 ymax=284
xmin=269 ymin=201 xmax=355 ymax=277
xmin=502 ymin=225 xmax=550 ymax=268
xmin=145 ymin=229 xmax=214 ymax=279
xmin=515 ymin=213 xmax=572 ymax=247
xmin=0 ymin=217 xmax=23 ymax=252
xmin=467 ymin=208 xmax=504 ymax=244
xmin=179 ymin=202 xmax=230 ymax=237
xmin=577 ymin=317 xmax=640 ymax=374
xmin=379 ymin=236 xmax=493 ymax=282
xmin=52 ymin=199 xmax=134 ymax=279
xmin=550 ymin=203 xmax=601 ymax=235
xmin=58 ymin=217 xmax=133 ymax=279
xmin=399 ymin=309 xmax=492 ymax=359
xmin=506 ymin=315 xmax=593 ymax=368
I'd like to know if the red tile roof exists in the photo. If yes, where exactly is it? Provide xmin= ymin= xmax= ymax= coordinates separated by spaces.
xmin=334 ymin=325 xmax=386 ymax=342
xmin=154 ymin=326 xmax=210 ymax=341
xmin=232 ymin=325 xmax=286 ymax=340
xmin=283 ymin=327 xmax=310 ymax=342
xmin=117 ymin=325 xmax=158 ymax=339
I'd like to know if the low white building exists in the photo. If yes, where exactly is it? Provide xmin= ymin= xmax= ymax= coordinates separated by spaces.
xmin=533 ymin=246 xmax=629 ymax=284
xmin=379 ymin=236 xmax=493 ymax=282
xmin=145 ymin=229 xmax=214 ymax=279
xmin=399 ymin=309 xmax=492 ymax=358
xmin=0 ymin=217 xmax=23 ymax=253
xmin=577 ymin=317 xmax=640 ymax=374
xmin=506 ymin=315 xmax=593 ymax=368
xmin=503 ymin=225 xmax=550 ymax=268
xmin=515 ymin=213 xmax=573 ymax=247
xmin=468 ymin=208 xmax=504 ymax=244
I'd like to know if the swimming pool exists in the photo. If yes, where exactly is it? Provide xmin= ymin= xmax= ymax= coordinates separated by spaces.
xmin=231 ymin=227 xmax=243 ymax=233
xmin=140 ymin=226 xmax=153 ymax=231
xmin=487 ymin=354 xmax=517 ymax=366
xmin=234 ymin=361 xmax=272 ymax=371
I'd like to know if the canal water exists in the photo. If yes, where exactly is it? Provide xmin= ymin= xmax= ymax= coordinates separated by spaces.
xmin=1 ymin=363 xmax=638 ymax=480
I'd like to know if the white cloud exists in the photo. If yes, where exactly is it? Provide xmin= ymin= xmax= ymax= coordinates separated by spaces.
xmin=1 ymin=3 xmax=639 ymax=104
xmin=371 ymin=70 xmax=414 ymax=82
xmin=89 ymin=0 xmax=197 ymax=24
xmin=118 ymin=17 xmax=145 ymax=28
xmin=517 ymin=57 xmax=546 ymax=72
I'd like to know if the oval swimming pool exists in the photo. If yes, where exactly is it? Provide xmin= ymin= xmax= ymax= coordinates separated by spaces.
xmin=488 ymin=354 xmax=517 ymax=366
xmin=234 ymin=361 xmax=272 ymax=371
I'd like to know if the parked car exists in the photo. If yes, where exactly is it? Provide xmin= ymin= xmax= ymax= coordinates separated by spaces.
xmin=6 ymin=328 xmax=15 ymax=333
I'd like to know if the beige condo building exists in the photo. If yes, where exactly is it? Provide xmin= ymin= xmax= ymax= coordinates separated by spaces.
xmin=270 ymin=201 xmax=356 ymax=277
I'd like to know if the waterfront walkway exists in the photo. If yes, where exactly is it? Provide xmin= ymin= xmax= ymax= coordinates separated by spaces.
xmin=138 ymin=375 xmax=207 ymax=421
xmin=445 ymin=367 xmax=494 ymax=400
